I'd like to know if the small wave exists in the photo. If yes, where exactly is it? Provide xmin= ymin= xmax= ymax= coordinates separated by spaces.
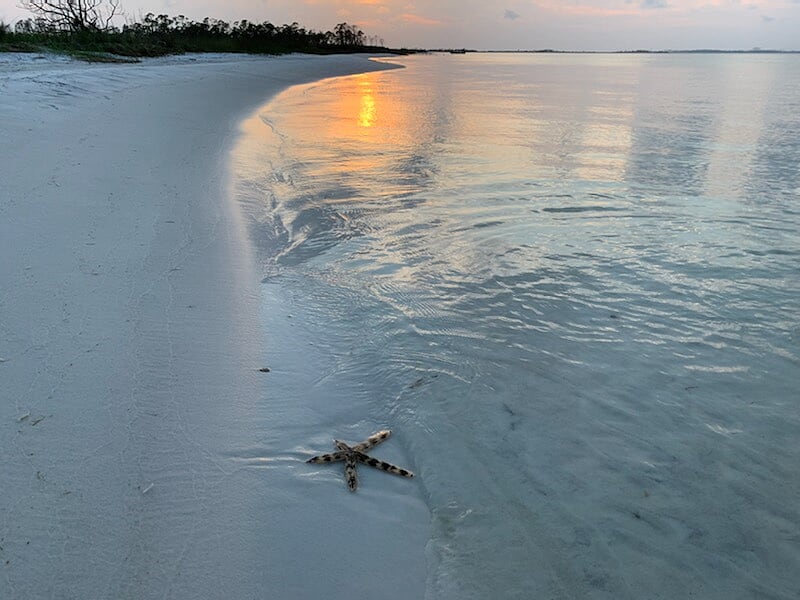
xmin=542 ymin=205 xmax=626 ymax=213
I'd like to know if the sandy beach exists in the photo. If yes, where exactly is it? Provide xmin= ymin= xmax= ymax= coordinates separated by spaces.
xmin=0 ymin=53 xmax=427 ymax=599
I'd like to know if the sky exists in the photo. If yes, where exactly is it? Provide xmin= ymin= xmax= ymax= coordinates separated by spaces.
xmin=2 ymin=0 xmax=799 ymax=51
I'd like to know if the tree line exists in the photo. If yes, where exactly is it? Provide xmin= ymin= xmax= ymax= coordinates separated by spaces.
xmin=1 ymin=0 xmax=391 ymax=58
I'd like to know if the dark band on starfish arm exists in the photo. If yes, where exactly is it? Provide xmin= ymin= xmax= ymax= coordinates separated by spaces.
xmin=344 ymin=455 xmax=359 ymax=491
xmin=306 ymin=451 xmax=346 ymax=464
xmin=356 ymin=452 xmax=414 ymax=478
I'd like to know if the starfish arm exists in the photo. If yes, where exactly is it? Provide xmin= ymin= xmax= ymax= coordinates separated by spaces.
xmin=356 ymin=453 xmax=414 ymax=479
xmin=344 ymin=455 xmax=359 ymax=491
xmin=352 ymin=430 xmax=391 ymax=452
xmin=334 ymin=440 xmax=353 ymax=452
xmin=306 ymin=451 xmax=345 ymax=464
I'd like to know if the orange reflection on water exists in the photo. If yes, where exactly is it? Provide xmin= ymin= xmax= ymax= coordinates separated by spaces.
xmin=357 ymin=78 xmax=377 ymax=128
xmin=320 ymin=71 xmax=410 ymax=143
xmin=272 ymin=69 xmax=421 ymax=193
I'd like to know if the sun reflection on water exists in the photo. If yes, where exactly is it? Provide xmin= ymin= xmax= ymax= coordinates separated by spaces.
xmin=357 ymin=78 xmax=377 ymax=128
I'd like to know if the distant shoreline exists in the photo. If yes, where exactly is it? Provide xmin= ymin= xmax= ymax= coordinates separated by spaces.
xmin=429 ymin=48 xmax=800 ymax=55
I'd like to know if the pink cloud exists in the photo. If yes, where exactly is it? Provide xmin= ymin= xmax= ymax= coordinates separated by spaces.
xmin=400 ymin=13 xmax=442 ymax=25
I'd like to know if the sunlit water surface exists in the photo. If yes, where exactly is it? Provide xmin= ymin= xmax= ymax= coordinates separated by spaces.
xmin=233 ymin=54 xmax=800 ymax=599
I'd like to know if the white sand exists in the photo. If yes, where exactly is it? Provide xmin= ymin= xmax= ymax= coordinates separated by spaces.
xmin=0 ymin=53 xmax=426 ymax=599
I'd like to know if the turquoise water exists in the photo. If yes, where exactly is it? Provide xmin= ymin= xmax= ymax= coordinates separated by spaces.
xmin=234 ymin=54 xmax=800 ymax=599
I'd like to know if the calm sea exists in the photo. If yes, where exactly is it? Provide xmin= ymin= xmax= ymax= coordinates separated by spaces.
xmin=233 ymin=53 xmax=800 ymax=598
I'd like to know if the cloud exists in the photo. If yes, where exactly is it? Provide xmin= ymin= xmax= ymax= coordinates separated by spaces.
xmin=532 ymin=1 xmax=640 ymax=17
xmin=504 ymin=9 xmax=521 ymax=20
xmin=641 ymin=0 xmax=668 ymax=8
xmin=761 ymin=14 xmax=774 ymax=21
xmin=400 ymin=13 xmax=441 ymax=26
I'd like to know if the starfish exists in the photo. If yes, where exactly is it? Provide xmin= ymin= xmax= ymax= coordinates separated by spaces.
xmin=306 ymin=430 xmax=414 ymax=492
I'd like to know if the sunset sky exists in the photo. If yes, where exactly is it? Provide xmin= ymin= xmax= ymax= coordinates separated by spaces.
xmin=2 ymin=0 xmax=799 ymax=51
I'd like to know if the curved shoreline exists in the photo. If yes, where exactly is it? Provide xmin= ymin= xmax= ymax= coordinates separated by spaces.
xmin=0 ymin=53 xmax=412 ymax=599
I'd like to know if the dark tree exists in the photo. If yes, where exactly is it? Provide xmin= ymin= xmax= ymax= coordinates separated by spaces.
xmin=333 ymin=22 xmax=365 ymax=47
xmin=7 ymin=7 xmax=389 ymax=57
xmin=19 ymin=0 xmax=121 ymax=32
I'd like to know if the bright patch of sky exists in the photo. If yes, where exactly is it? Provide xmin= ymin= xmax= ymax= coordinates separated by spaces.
xmin=2 ymin=0 xmax=799 ymax=50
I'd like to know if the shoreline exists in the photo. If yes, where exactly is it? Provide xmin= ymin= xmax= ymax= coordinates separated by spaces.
xmin=0 ymin=53 xmax=421 ymax=599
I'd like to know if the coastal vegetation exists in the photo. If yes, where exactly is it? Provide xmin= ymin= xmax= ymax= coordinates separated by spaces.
xmin=0 ymin=0 xmax=398 ymax=59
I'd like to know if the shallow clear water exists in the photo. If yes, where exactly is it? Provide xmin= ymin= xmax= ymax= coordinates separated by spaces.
xmin=234 ymin=54 xmax=800 ymax=598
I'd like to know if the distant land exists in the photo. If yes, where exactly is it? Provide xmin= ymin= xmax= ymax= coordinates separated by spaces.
xmin=431 ymin=48 xmax=800 ymax=55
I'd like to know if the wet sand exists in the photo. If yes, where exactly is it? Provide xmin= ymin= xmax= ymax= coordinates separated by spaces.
xmin=0 ymin=53 xmax=422 ymax=599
